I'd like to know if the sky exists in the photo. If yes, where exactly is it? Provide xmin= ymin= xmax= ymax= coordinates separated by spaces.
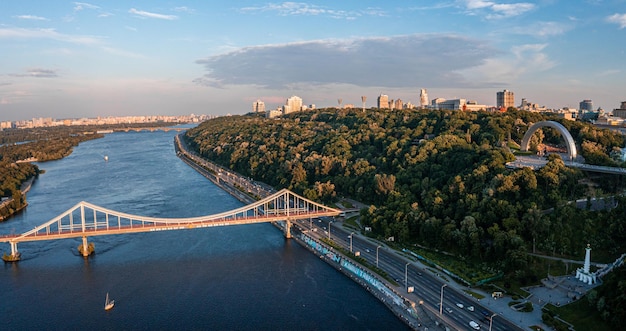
xmin=1 ymin=1 xmax=625 ymax=121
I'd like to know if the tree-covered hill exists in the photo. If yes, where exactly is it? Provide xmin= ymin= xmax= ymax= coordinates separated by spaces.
xmin=185 ymin=109 xmax=626 ymax=273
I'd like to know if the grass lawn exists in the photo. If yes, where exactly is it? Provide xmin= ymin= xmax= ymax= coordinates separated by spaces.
xmin=546 ymin=299 xmax=613 ymax=331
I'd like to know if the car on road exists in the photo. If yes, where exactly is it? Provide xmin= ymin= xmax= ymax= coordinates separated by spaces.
xmin=467 ymin=305 xmax=475 ymax=311
xmin=456 ymin=303 xmax=464 ymax=309
xmin=445 ymin=307 xmax=453 ymax=313
xmin=469 ymin=320 xmax=480 ymax=330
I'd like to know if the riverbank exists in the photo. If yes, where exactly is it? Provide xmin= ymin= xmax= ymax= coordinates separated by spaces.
xmin=175 ymin=134 xmax=425 ymax=330
xmin=0 ymin=175 xmax=35 ymax=222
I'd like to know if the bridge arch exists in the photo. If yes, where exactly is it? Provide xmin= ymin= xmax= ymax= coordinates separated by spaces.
xmin=520 ymin=120 xmax=577 ymax=160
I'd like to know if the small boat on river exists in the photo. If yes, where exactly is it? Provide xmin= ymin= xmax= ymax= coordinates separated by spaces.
xmin=104 ymin=292 xmax=115 ymax=311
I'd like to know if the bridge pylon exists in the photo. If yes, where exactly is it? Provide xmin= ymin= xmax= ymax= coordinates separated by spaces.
xmin=2 ymin=241 xmax=21 ymax=262
xmin=285 ymin=219 xmax=292 ymax=239
xmin=78 ymin=236 xmax=94 ymax=257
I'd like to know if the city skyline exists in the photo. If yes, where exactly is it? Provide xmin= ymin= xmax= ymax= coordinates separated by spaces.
xmin=1 ymin=1 xmax=625 ymax=121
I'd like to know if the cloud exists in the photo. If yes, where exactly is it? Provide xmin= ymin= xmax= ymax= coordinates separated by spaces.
xmin=14 ymin=15 xmax=49 ymax=21
xmin=73 ymin=2 xmax=100 ymax=11
xmin=0 ymin=90 xmax=32 ymax=105
xmin=461 ymin=0 xmax=535 ymax=19
xmin=597 ymin=69 xmax=621 ymax=77
xmin=194 ymin=34 xmax=500 ymax=89
xmin=513 ymin=21 xmax=572 ymax=37
xmin=410 ymin=3 xmax=455 ymax=11
xmin=100 ymin=46 xmax=146 ymax=59
xmin=489 ymin=3 xmax=534 ymax=18
xmin=511 ymin=44 xmax=554 ymax=71
xmin=606 ymin=13 xmax=626 ymax=29
xmin=10 ymin=68 xmax=59 ymax=78
xmin=129 ymin=8 xmax=178 ymax=20
xmin=456 ymin=43 xmax=554 ymax=85
xmin=240 ymin=2 xmax=380 ymax=19
xmin=174 ymin=6 xmax=195 ymax=14
xmin=465 ymin=0 xmax=494 ymax=10
xmin=0 ymin=27 xmax=101 ymax=45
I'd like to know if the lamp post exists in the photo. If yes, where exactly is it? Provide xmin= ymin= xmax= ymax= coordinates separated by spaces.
xmin=439 ymin=284 xmax=447 ymax=315
xmin=376 ymin=245 xmax=382 ymax=267
xmin=489 ymin=313 xmax=497 ymax=331
xmin=328 ymin=221 xmax=332 ymax=240
xmin=349 ymin=232 xmax=355 ymax=253
xmin=405 ymin=262 xmax=410 ymax=290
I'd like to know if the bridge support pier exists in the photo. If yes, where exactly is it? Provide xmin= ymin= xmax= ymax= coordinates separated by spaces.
xmin=1 ymin=241 xmax=21 ymax=262
xmin=78 ymin=236 xmax=94 ymax=257
xmin=285 ymin=219 xmax=292 ymax=239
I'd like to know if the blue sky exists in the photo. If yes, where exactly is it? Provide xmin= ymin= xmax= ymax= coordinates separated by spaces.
xmin=1 ymin=1 xmax=625 ymax=121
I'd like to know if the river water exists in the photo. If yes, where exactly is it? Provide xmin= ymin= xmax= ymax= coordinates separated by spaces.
xmin=0 ymin=129 xmax=408 ymax=330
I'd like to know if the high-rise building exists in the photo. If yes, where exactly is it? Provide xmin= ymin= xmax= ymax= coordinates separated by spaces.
xmin=284 ymin=95 xmax=303 ymax=115
xmin=394 ymin=99 xmax=403 ymax=110
xmin=252 ymin=99 xmax=265 ymax=113
xmin=613 ymin=101 xmax=626 ymax=119
xmin=377 ymin=94 xmax=389 ymax=109
xmin=419 ymin=89 xmax=428 ymax=108
xmin=496 ymin=90 xmax=515 ymax=109
xmin=579 ymin=99 xmax=593 ymax=112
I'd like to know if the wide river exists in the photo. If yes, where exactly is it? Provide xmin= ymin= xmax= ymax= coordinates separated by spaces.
xmin=0 ymin=128 xmax=408 ymax=330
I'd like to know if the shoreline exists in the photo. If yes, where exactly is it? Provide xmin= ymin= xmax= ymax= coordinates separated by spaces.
xmin=174 ymin=133 xmax=423 ymax=330
xmin=0 ymin=176 xmax=35 ymax=222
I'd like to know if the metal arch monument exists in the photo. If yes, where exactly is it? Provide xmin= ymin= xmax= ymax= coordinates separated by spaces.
xmin=520 ymin=121 xmax=577 ymax=160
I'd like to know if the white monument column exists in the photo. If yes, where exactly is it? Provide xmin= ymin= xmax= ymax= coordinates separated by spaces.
xmin=583 ymin=244 xmax=591 ymax=274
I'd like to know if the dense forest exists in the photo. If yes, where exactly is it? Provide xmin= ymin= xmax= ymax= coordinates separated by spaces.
xmin=185 ymin=108 xmax=626 ymax=326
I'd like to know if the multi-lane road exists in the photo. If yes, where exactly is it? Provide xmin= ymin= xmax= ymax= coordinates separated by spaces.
xmin=296 ymin=217 xmax=522 ymax=331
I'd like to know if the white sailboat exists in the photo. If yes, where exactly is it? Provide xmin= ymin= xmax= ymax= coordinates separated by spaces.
xmin=104 ymin=292 xmax=115 ymax=311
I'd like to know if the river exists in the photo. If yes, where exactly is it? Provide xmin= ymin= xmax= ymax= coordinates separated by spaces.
xmin=0 ymin=128 xmax=408 ymax=330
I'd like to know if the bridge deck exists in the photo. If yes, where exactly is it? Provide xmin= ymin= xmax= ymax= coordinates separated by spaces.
xmin=0 ymin=189 xmax=341 ymax=246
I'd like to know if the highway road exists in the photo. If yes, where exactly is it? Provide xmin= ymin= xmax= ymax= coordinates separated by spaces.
xmin=296 ymin=217 xmax=522 ymax=331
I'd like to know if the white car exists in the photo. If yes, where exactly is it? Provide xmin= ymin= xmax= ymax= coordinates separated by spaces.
xmin=445 ymin=307 xmax=453 ymax=313
xmin=456 ymin=303 xmax=464 ymax=309
xmin=467 ymin=306 xmax=475 ymax=311
xmin=469 ymin=320 xmax=480 ymax=330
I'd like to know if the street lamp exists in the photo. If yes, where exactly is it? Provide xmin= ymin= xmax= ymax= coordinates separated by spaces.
xmin=376 ymin=245 xmax=382 ymax=267
xmin=349 ymin=232 xmax=355 ymax=253
xmin=489 ymin=313 xmax=497 ymax=331
xmin=328 ymin=221 xmax=332 ymax=240
xmin=439 ymin=284 xmax=447 ymax=315
xmin=405 ymin=262 xmax=410 ymax=290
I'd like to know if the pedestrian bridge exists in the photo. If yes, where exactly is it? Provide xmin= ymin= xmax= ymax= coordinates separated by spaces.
xmin=0 ymin=189 xmax=340 ymax=261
